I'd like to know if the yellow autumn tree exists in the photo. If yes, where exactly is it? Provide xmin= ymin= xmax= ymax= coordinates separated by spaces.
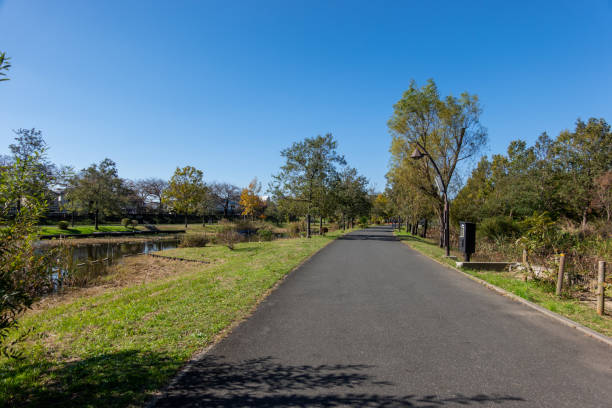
xmin=240 ymin=178 xmax=263 ymax=220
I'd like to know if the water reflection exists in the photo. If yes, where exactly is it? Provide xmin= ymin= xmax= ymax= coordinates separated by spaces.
xmin=52 ymin=239 xmax=179 ymax=290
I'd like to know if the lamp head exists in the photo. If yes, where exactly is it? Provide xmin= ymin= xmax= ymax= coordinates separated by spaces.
xmin=410 ymin=147 xmax=425 ymax=160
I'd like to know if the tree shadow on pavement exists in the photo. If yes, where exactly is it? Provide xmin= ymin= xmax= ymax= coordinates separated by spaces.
xmin=154 ymin=355 xmax=525 ymax=407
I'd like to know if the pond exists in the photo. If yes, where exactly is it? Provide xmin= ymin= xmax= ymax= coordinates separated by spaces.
xmin=50 ymin=238 xmax=180 ymax=289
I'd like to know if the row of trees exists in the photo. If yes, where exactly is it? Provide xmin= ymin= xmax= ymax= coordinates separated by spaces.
xmin=0 ymin=128 xmax=271 ymax=228
xmin=452 ymin=118 xmax=612 ymax=228
xmin=270 ymin=134 xmax=371 ymax=237
xmin=384 ymin=78 xmax=611 ymax=253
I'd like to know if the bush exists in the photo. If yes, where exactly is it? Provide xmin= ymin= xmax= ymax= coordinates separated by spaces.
xmin=359 ymin=216 xmax=369 ymax=228
xmin=479 ymin=216 xmax=522 ymax=241
xmin=57 ymin=221 xmax=69 ymax=230
xmin=288 ymin=221 xmax=304 ymax=237
xmin=121 ymin=218 xmax=131 ymax=228
xmin=257 ymin=229 xmax=274 ymax=241
xmin=131 ymin=219 xmax=139 ymax=229
xmin=218 ymin=229 xmax=242 ymax=250
xmin=179 ymin=233 xmax=209 ymax=248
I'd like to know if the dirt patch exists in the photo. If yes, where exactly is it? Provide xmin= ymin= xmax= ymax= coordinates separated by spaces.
xmin=31 ymin=256 xmax=202 ymax=312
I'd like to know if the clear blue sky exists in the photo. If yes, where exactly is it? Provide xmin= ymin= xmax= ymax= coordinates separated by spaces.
xmin=1 ymin=0 xmax=611 ymax=191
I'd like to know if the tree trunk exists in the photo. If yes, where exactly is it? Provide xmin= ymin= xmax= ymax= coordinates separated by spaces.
xmin=342 ymin=214 xmax=345 ymax=231
xmin=438 ymin=212 xmax=444 ymax=247
xmin=94 ymin=209 xmax=99 ymax=230
xmin=71 ymin=211 xmax=75 ymax=227
xmin=581 ymin=208 xmax=588 ymax=229
xmin=306 ymin=214 xmax=311 ymax=238
xmin=184 ymin=214 xmax=188 ymax=229
xmin=320 ymin=217 xmax=323 ymax=235
xmin=443 ymin=196 xmax=450 ymax=257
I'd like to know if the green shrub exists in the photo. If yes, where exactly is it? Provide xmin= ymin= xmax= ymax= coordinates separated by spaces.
xmin=131 ymin=219 xmax=138 ymax=229
xmin=359 ymin=216 xmax=369 ymax=228
xmin=479 ymin=216 xmax=522 ymax=241
xmin=57 ymin=221 xmax=69 ymax=230
xmin=179 ymin=233 xmax=209 ymax=248
xmin=257 ymin=229 xmax=274 ymax=241
xmin=121 ymin=218 xmax=131 ymax=228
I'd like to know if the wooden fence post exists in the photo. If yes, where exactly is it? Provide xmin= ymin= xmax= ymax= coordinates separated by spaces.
xmin=556 ymin=253 xmax=565 ymax=297
xmin=597 ymin=261 xmax=606 ymax=316
xmin=522 ymin=249 xmax=527 ymax=265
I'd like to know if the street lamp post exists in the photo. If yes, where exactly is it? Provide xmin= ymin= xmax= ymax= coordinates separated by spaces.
xmin=410 ymin=136 xmax=461 ymax=258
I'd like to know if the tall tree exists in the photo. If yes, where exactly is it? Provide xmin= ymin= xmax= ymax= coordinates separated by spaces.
xmin=133 ymin=178 xmax=168 ymax=212
xmin=8 ymin=129 xmax=56 ymax=209
xmin=388 ymin=79 xmax=487 ymax=252
xmin=553 ymin=118 xmax=612 ymax=227
xmin=211 ymin=182 xmax=240 ymax=218
xmin=65 ymin=159 xmax=128 ymax=230
xmin=270 ymin=134 xmax=346 ymax=238
xmin=162 ymin=166 xmax=208 ymax=228
xmin=239 ymin=178 xmax=263 ymax=220
xmin=334 ymin=167 xmax=371 ymax=229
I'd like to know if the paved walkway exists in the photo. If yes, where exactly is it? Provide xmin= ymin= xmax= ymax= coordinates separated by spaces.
xmin=154 ymin=226 xmax=611 ymax=407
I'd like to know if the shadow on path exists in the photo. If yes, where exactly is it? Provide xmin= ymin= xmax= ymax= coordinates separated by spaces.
xmin=155 ymin=356 xmax=525 ymax=407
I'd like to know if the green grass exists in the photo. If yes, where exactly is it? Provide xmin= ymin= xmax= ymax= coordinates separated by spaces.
xmin=394 ymin=229 xmax=612 ymax=337
xmin=0 ymin=229 xmax=350 ymax=407
xmin=38 ymin=225 xmax=132 ymax=235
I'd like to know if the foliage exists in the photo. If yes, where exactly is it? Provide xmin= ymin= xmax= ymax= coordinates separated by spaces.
xmin=479 ymin=216 xmax=522 ymax=242
xmin=270 ymin=134 xmax=347 ymax=236
xmin=64 ymin=159 xmax=129 ymax=230
xmin=57 ymin=220 xmax=69 ymax=230
xmin=6 ymin=129 xmax=57 ymax=210
xmin=257 ymin=228 xmax=274 ymax=241
xmin=239 ymin=178 xmax=264 ymax=219
xmin=358 ymin=215 xmax=369 ymax=228
xmin=0 ymin=156 xmax=55 ymax=358
xmin=333 ymin=167 xmax=372 ymax=224
xmin=453 ymin=119 xmax=612 ymax=227
xmin=178 ymin=233 xmax=209 ymax=248
xmin=120 ymin=218 xmax=131 ymax=228
xmin=162 ymin=166 xmax=209 ymax=227
xmin=516 ymin=212 xmax=562 ymax=256
xmin=0 ymin=51 xmax=10 ymax=82
xmin=386 ymin=79 xmax=487 ymax=244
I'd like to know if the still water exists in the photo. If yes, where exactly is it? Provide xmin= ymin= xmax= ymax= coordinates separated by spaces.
xmin=52 ymin=238 xmax=179 ymax=289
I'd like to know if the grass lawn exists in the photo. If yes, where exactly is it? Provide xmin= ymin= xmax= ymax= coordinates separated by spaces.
xmin=0 ymin=229 xmax=350 ymax=407
xmin=394 ymin=229 xmax=612 ymax=337
xmin=38 ymin=225 xmax=132 ymax=235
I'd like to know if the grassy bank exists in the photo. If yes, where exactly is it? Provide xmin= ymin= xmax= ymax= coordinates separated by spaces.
xmin=38 ymin=225 xmax=132 ymax=235
xmin=394 ymin=229 xmax=612 ymax=337
xmin=1 ymin=229 xmax=350 ymax=407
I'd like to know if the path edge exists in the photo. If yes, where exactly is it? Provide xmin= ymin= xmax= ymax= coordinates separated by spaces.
xmin=145 ymin=229 xmax=354 ymax=407
xmin=398 ymin=239 xmax=612 ymax=348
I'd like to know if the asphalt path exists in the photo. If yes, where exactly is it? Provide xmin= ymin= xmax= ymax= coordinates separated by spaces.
xmin=154 ymin=226 xmax=611 ymax=407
